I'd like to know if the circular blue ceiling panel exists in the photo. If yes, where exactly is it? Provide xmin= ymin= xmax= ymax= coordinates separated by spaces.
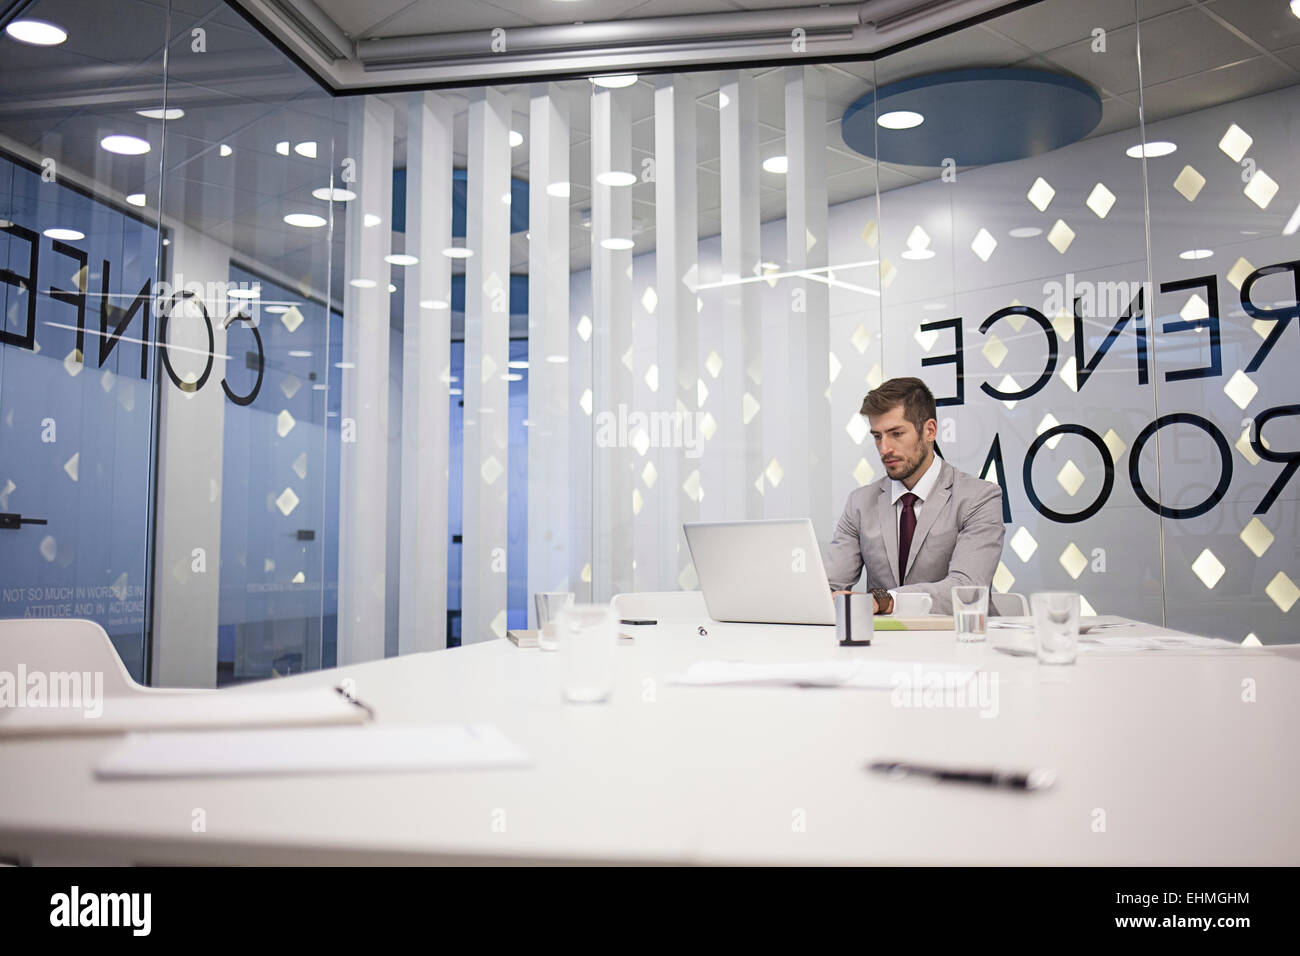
xmin=842 ymin=68 xmax=1102 ymax=168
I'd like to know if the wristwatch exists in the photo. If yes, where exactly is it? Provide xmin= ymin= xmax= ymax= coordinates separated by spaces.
xmin=869 ymin=587 xmax=892 ymax=614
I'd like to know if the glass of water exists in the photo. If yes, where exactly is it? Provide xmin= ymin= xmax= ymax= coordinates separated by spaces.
xmin=1032 ymin=592 xmax=1080 ymax=665
xmin=556 ymin=603 xmax=617 ymax=703
xmin=534 ymin=592 xmax=574 ymax=651
xmin=951 ymin=585 xmax=988 ymax=642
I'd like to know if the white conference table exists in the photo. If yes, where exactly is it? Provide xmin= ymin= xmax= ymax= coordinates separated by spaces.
xmin=1 ymin=613 xmax=1298 ymax=865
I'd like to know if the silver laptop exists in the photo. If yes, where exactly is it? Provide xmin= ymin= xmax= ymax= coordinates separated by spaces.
xmin=683 ymin=519 xmax=836 ymax=625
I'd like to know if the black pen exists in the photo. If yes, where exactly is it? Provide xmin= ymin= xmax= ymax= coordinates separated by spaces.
xmin=334 ymin=684 xmax=376 ymax=720
xmin=869 ymin=760 xmax=1055 ymax=791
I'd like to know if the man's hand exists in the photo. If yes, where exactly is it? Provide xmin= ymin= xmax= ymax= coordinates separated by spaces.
xmin=833 ymin=589 xmax=892 ymax=614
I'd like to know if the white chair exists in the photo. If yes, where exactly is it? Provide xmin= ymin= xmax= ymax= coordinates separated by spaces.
xmin=610 ymin=590 xmax=707 ymax=621
xmin=990 ymin=592 xmax=1029 ymax=617
xmin=0 ymin=618 xmax=205 ymax=697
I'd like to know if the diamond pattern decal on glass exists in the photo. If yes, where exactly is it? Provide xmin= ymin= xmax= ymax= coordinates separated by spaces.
xmin=1010 ymin=526 xmax=1038 ymax=562
xmin=1059 ymin=543 xmax=1087 ymax=580
xmin=1191 ymin=548 xmax=1225 ymax=589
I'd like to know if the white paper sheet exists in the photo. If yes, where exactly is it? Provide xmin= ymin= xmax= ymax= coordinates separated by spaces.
xmin=0 ymin=686 xmax=368 ymax=737
xmin=988 ymin=617 xmax=1240 ymax=652
xmin=669 ymin=659 xmax=977 ymax=689
xmin=94 ymin=723 xmax=532 ymax=779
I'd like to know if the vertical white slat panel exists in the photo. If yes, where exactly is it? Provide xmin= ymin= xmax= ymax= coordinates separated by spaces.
xmin=398 ymin=92 xmax=453 ymax=655
xmin=770 ymin=65 xmax=830 ymax=531
xmin=590 ymin=86 xmax=635 ymax=601
xmin=527 ymin=83 xmax=572 ymax=621
xmin=653 ymin=74 xmax=700 ymax=591
xmin=569 ymin=276 xmax=594 ymax=602
xmin=338 ymin=95 xmax=394 ymax=665
xmin=714 ymin=69 xmax=762 ymax=521
xmin=150 ymin=227 xmax=228 ymax=686
xmin=461 ymin=87 xmax=512 ymax=644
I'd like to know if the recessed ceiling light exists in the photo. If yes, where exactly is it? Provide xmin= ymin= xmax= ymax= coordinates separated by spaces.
xmin=385 ymin=254 xmax=418 ymax=266
xmin=762 ymin=156 xmax=789 ymax=174
xmin=449 ymin=388 xmax=463 ymax=395
xmin=284 ymin=213 xmax=326 ymax=228
xmin=136 ymin=108 xmax=184 ymax=120
xmin=313 ymin=186 xmax=355 ymax=201
xmin=162 ymin=238 xmax=170 ymax=246
xmin=596 ymin=171 xmax=637 ymax=187
xmin=5 ymin=19 xmax=67 ymax=45
xmin=219 ymin=144 xmax=232 ymax=157
xmin=877 ymin=110 xmax=924 ymax=130
xmin=228 ymin=287 xmax=260 ymax=299
xmin=601 ymin=237 xmax=634 ymax=250
xmin=509 ymin=130 xmax=523 ymax=147
xmin=901 ymin=249 xmax=935 ymax=260
xmin=388 ymin=283 xmax=397 ymax=293
xmin=1179 ymin=249 xmax=1214 ymax=260
xmin=1009 ymin=227 xmax=1042 ymax=238
xmin=126 ymin=193 xmax=147 ymax=207
xmin=349 ymin=279 xmax=377 ymax=289
xmin=288 ymin=350 xmax=312 ymax=357
xmin=43 ymin=227 xmax=84 ymax=241
xmin=442 ymin=247 xmax=473 ymax=259
xmin=501 ymin=373 xmax=523 ymax=381
xmin=1126 ymin=141 xmax=1176 ymax=158
xmin=546 ymin=181 xmax=570 ymax=198
xmin=294 ymin=141 xmax=317 ymax=158
xmin=335 ymin=362 xmax=356 ymax=369
xmin=591 ymin=74 xmax=637 ymax=88
xmin=100 ymin=134 xmax=150 ymax=155
xmin=265 ymin=305 xmax=291 ymax=314
xmin=364 ymin=214 xmax=382 ymax=228
xmin=507 ymin=360 xmax=529 ymax=369
xmin=276 ymin=141 xmax=290 ymax=156
xmin=420 ymin=299 xmax=449 ymax=310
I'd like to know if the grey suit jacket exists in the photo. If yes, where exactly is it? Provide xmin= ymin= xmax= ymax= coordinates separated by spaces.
xmin=824 ymin=459 xmax=1005 ymax=615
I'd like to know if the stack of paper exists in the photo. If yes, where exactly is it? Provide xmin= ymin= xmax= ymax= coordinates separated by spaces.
xmin=670 ymin=659 xmax=976 ymax=689
xmin=1077 ymin=634 xmax=1239 ymax=652
xmin=94 ymin=723 xmax=532 ymax=779
xmin=0 ymin=686 xmax=369 ymax=738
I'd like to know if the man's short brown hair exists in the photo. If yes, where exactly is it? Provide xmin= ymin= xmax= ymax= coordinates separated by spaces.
xmin=860 ymin=377 xmax=937 ymax=435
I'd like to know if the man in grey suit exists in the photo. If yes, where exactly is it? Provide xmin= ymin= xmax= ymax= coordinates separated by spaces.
xmin=825 ymin=377 xmax=1005 ymax=615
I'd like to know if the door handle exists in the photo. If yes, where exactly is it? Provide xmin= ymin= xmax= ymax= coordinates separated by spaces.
xmin=0 ymin=513 xmax=48 ymax=530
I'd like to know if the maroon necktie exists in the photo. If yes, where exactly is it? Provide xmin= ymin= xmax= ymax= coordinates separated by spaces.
xmin=897 ymin=492 xmax=919 ymax=586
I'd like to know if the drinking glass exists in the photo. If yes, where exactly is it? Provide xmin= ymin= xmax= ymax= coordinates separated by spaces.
xmin=556 ymin=603 xmax=617 ymax=702
xmin=951 ymin=585 xmax=988 ymax=642
xmin=1032 ymin=592 xmax=1080 ymax=665
xmin=534 ymin=592 xmax=574 ymax=651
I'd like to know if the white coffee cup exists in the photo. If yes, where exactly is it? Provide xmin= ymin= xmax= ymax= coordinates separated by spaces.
xmin=891 ymin=591 xmax=933 ymax=617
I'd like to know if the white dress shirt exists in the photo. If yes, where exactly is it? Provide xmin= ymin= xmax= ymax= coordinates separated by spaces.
xmin=887 ymin=454 xmax=941 ymax=602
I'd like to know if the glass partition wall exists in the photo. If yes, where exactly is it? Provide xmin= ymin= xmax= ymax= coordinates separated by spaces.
xmin=1 ymin=0 xmax=1295 ymax=687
